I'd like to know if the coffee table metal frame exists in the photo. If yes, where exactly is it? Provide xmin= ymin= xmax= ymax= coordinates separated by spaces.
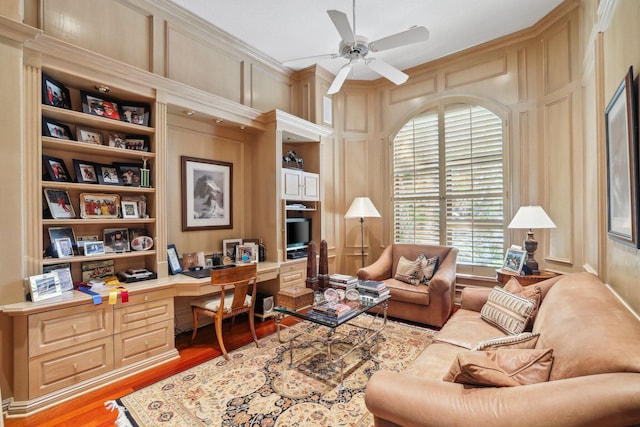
xmin=274 ymin=296 xmax=389 ymax=389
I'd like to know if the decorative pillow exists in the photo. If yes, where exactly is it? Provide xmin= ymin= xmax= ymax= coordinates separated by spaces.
xmin=480 ymin=286 xmax=536 ymax=335
xmin=394 ymin=256 xmax=423 ymax=285
xmin=419 ymin=253 xmax=439 ymax=284
xmin=443 ymin=348 xmax=554 ymax=387
xmin=504 ymin=278 xmax=542 ymax=330
xmin=472 ymin=332 xmax=540 ymax=351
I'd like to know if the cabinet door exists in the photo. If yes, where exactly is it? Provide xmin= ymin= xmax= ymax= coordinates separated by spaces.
xmin=301 ymin=172 xmax=319 ymax=201
xmin=281 ymin=169 xmax=302 ymax=200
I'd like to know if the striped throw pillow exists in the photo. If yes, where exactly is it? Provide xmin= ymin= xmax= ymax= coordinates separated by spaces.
xmin=480 ymin=287 xmax=536 ymax=335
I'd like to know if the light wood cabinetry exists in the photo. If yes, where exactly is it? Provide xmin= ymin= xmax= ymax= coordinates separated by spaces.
xmin=279 ymin=259 xmax=307 ymax=289
xmin=281 ymin=169 xmax=320 ymax=201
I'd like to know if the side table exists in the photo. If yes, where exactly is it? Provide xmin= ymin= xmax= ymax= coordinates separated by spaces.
xmin=495 ymin=269 xmax=558 ymax=286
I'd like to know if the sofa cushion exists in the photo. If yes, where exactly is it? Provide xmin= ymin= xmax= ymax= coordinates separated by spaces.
xmin=504 ymin=278 xmax=542 ymax=330
xmin=384 ymin=278 xmax=430 ymax=305
xmin=433 ymin=309 xmax=506 ymax=349
xmin=472 ymin=332 xmax=539 ymax=351
xmin=480 ymin=286 xmax=536 ymax=335
xmin=394 ymin=256 xmax=423 ymax=285
xmin=443 ymin=348 xmax=554 ymax=387
xmin=419 ymin=254 xmax=439 ymax=284
xmin=533 ymin=272 xmax=640 ymax=381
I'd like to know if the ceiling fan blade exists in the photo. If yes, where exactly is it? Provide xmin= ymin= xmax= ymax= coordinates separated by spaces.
xmin=369 ymin=26 xmax=430 ymax=52
xmin=327 ymin=62 xmax=353 ymax=94
xmin=327 ymin=10 xmax=355 ymax=44
xmin=367 ymin=58 xmax=408 ymax=85
xmin=283 ymin=53 xmax=338 ymax=67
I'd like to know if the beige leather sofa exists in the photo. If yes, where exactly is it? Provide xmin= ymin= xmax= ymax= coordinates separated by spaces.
xmin=356 ymin=244 xmax=458 ymax=327
xmin=365 ymin=272 xmax=640 ymax=427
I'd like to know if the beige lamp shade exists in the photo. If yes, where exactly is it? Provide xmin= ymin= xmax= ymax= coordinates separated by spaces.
xmin=508 ymin=206 xmax=556 ymax=229
xmin=344 ymin=197 xmax=381 ymax=219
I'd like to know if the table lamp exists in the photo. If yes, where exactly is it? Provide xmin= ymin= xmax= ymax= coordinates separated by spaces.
xmin=508 ymin=206 xmax=556 ymax=275
xmin=345 ymin=197 xmax=381 ymax=268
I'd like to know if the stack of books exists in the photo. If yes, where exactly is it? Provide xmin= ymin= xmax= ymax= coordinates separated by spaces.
xmin=358 ymin=280 xmax=390 ymax=304
xmin=329 ymin=273 xmax=358 ymax=291
xmin=310 ymin=300 xmax=354 ymax=322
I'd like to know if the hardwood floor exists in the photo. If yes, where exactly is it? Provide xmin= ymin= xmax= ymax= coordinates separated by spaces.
xmin=3 ymin=314 xmax=300 ymax=427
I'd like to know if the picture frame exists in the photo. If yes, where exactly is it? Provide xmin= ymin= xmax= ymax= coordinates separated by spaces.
xmin=76 ymin=234 xmax=98 ymax=255
xmin=81 ymin=91 xmax=122 ymax=121
xmin=108 ymin=132 xmax=127 ymax=149
xmin=28 ymin=272 xmax=62 ymax=302
xmin=182 ymin=251 xmax=205 ymax=270
xmin=42 ymin=155 xmax=72 ymax=182
xmin=124 ymin=135 xmax=149 ymax=152
xmin=120 ymin=102 xmax=150 ymax=126
xmin=121 ymin=200 xmax=140 ymax=218
xmin=76 ymin=126 xmax=104 ymax=145
xmin=42 ymin=265 xmax=73 ymax=293
xmin=223 ymin=238 xmax=243 ymax=259
xmin=605 ymin=66 xmax=639 ymax=248
xmin=167 ymin=244 xmax=183 ymax=275
xmin=103 ymin=228 xmax=130 ymax=253
xmin=84 ymin=241 xmax=106 ymax=256
xmin=42 ymin=117 xmax=73 ymax=140
xmin=54 ymin=237 xmax=74 ymax=258
xmin=236 ymin=243 xmax=258 ymax=264
xmin=43 ymin=188 xmax=76 ymax=219
xmin=502 ymin=247 xmax=526 ymax=274
xmin=96 ymin=164 xmax=121 ymax=185
xmin=73 ymin=159 xmax=99 ymax=184
xmin=79 ymin=193 xmax=120 ymax=218
xmin=122 ymin=195 xmax=147 ymax=219
xmin=81 ymin=259 xmax=115 ymax=282
xmin=48 ymin=226 xmax=76 ymax=257
xmin=42 ymin=73 xmax=71 ymax=110
xmin=114 ymin=162 xmax=143 ymax=187
xmin=181 ymin=156 xmax=233 ymax=231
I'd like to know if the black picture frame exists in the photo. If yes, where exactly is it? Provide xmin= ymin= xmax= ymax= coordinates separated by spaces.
xmin=48 ymin=226 xmax=77 ymax=257
xmin=73 ymin=159 xmax=99 ymax=184
xmin=121 ymin=102 xmax=150 ymax=127
xmin=124 ymin=135 xmax=150 ymax=152
xmin=605 ymin=66 xmax=639 ymax=248
xmin=42 ymin=73 xmax=71 ymax=110
xmin=113 ymin=162 xmax=143 ymax=187
xmin=167 ymin=244 xmax=183 ymax=275
xmin=96 ymin=164 xmax=122 ymax=185
xmin=43 ymin=188 xmax=76 ymax=219
xmin=103 ymin=228 xmax=130 ymax=253
xmin=42 ymin=155 xmax=72 ymax=182
xmin=81 ymin=91 xmax=122 ymax=121
xmin=42 ymin=117 xmax=73 ymax=140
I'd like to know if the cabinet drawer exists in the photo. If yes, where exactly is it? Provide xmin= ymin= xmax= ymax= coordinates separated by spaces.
xmin=114 ymin=319 xmax=175 ymax=368
xmin=29 ymin=304 xmax=112 ymax=357
xmin=114 ymin=297 xmax=174 ymax=333
xmin=125 ymin=288 xmax=174 ymax=305
xmin=29 ymin=336 xmax=113 ymax=398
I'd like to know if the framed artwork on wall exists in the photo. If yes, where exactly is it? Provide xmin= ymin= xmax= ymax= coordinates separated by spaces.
xmin=181 ymin=156 xmax=233 ymax=231
xmin=605 ymin=66 xmax=639 ymax=248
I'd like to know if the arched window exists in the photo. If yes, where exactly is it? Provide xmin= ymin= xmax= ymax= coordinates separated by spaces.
xmin=393 ymin=102 xmax=505 ymax=271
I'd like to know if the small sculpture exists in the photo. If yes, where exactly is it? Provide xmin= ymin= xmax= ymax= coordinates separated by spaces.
xmin=282 ymin=150 xmax=304 ymax=170
xmin=319 ymin=240 xmax=329 ymax=290
xmin=305 ymin=241 xmax=318 ymax=291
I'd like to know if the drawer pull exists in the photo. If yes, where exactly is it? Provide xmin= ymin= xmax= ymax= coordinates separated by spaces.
xmin=144 ymin=341 xmax=149 ymax=347
xmin=73 ymin=363 xmax=78 ymax=370
xmin=144 ymin=296 xmax=149 ymax=301
xmin=72 ymin=324 xmax=77 ymax=331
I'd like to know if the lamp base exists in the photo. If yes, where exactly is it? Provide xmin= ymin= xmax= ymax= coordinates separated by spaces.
xmin=523 ymin=230 xmax=539 ymax=275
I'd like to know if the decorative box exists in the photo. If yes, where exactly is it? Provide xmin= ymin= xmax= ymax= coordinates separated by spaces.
xmin=278 ymin=286 xmax=314 ymax=310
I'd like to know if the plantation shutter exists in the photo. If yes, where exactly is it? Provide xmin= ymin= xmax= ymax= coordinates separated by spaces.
xmin=393 ymin=103 xmax=505 ymax=268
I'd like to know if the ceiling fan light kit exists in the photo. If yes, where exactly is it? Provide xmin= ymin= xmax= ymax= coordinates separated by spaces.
xmin=285 ymin=0 xmax=430 ymax=94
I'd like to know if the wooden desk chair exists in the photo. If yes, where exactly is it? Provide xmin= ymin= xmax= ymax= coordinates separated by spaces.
xmin=191 ymin=263 xmax=259 ymax=359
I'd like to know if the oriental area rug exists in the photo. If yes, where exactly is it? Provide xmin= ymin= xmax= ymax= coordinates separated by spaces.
xmin=111 ymin=315 xmax=435 ymax=427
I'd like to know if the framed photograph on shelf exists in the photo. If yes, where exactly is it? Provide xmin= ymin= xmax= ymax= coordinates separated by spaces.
xmin=48 ymin=226 xmax=76 ymax=257
xmin=28 ymin=272 xmax=62 ymax=302
xmin=42 ymin=264 xmax=73 ymax=293
xmin=54 ymin=237 xmax=74 ymax=258
xmin=122 ymin=195 xmax=147 ymax=218
xmin=605 ymin=66 xmax=639 ymax=248
xmin=41 ymin=73 xmax=71 ymax=110
xmin=96 ymin=164 xmax=121 ymax=185
xmin=108 ymin=132 xmax=127 ymax=149
xmin=81 ymin=259 xmax=115 ymax=281
xmin=76 ymin=234 xmax=98 ymax=255
xmin=181 ymin=156 xmax=233 ymax=231
xmin=114 ymin=163 xmax=143 ymax=187
xmin=76 ymin=126 xmax=104 ymax=145
xmin=42 ymin=117 xmax=73 ymax=140
xmin=502 ymin=247 xmax=526 ymax=274
xmin=123 ymin=135 xmax=149 ymax=152
xmin=167 ymin=244 xmax=182 ymax=275
xmin=121 ymin=200 xmax=139 ymax=218
xmin=121 ymin=102 xmax=150 ymax=126
xmin=84 ymin=241 xmax=106 ymax=256
xmin=73 ymin=159 xmax=99 ymax=184
xmin=42 ymin=155 xmax=72 ymax=182
xmin=79 ymin=193 xmax=120 ymax=218
xmin=43 ymin=188 xmax=76 ymax=219
xmin=236 ymin=243 xmax=258 ymax=264
xmin=103 ymin=228 xmax=130 ymax=253
xmin=81 ymin=91 xmax=121 ymax=121
xmin=223 ymin=238 xmax=242 ymax=259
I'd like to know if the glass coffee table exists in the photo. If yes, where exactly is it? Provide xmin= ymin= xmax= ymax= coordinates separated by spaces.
xmin=274 ymin=295 xmax=389 ymax=389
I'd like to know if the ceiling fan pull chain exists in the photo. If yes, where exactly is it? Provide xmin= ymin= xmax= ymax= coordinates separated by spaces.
xmin=352 ymin=0 xmax=356 ymax=36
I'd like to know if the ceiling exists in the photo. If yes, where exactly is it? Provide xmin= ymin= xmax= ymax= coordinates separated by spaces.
xmin=168 ymin=0 xmax=564 ymax=81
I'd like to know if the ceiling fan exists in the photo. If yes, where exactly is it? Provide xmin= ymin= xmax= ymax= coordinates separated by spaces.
xmin=284 ymin=0 xmax=430 ymax=94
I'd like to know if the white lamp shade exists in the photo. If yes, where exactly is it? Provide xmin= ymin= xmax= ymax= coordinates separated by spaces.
xmin=345 ymin=197 xmax=381 ymax=219
xmin=508 ymin=206 xmax=556 ymax=229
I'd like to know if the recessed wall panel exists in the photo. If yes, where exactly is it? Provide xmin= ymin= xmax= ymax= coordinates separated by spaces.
xmin=445 ymin=55 xmax=507 ymax=89
xmin=251 ymin=64 xmax=292 ymax=113
xmin=344 ymin=93 xmax=368 ymax=133
xmin=543 ymin=22 xmax=571 ymax=94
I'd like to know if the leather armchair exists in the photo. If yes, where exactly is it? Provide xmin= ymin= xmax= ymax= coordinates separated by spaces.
xmin=356 ymin=244 xmax=458 ymax=327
